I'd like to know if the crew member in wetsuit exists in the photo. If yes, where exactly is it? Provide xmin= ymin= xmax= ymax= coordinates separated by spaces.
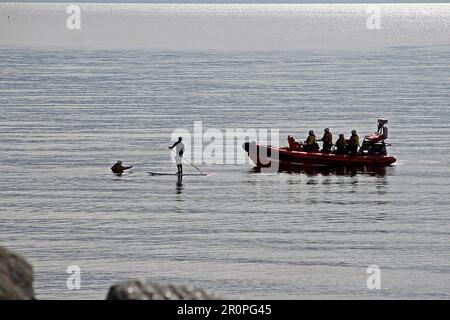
xmin=335 ymin=133 xmax=347 ymax=155
xmin=347 ymin=130 xmax=360 ymax=156
xmin=319 ymin=128 xmax=333 ymax=153
xmin=304 ymin=130 xmax=319 ymax=152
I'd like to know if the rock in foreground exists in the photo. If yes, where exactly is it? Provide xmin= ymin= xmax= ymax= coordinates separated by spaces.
xmin=0 ymin=245 xmax=35 ymax=300
xmin=107 ymin=279 xmax=221 ymax=300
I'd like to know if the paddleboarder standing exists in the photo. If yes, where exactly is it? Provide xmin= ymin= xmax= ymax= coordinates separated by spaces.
xmin=169 ymin=137 xmax=185 ymax=174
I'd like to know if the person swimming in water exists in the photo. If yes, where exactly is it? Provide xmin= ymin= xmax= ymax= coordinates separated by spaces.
xmin=111 ymin=160 xmax=133 ymax=174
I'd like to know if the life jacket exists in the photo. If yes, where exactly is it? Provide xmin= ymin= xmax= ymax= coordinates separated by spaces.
xmin=322 ymin=132 xmax=333 ymax=144
xmin=306 ymin=134 xmax=316 ymax=145
xmin=335 ymin=137 xmax=347 ymax=148
xmin=349 ymin=134 xmax=360 ymax=146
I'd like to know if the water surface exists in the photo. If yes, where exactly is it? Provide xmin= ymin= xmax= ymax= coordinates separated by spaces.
xmin=0 ymin=4 xmax=449 ymax=299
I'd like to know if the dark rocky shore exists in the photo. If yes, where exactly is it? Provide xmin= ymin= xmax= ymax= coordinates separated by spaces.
xmin=0 ymin=245 xmax=221 ymax=300
xmin=0 ymin=245 xmax=34 ymax=299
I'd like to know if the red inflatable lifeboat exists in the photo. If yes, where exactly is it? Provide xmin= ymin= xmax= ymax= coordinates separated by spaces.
xmin=243 ymin=141 xmax=396 ymax=168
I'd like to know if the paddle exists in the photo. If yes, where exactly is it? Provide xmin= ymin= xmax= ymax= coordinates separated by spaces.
xmin=169 ymin=148 xmax=204 ymax=175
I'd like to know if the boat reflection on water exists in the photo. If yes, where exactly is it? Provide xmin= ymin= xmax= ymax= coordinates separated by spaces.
xmin=251 ymin=163 xmax=394 ymax=177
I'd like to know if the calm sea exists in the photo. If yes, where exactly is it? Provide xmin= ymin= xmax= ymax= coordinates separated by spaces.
xmin=1 ymin=3 xmax=449 ymax=299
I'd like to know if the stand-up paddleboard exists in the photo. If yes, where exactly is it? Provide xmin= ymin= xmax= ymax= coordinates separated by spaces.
xmin=148 ymin=171 xmax=213 ymax=176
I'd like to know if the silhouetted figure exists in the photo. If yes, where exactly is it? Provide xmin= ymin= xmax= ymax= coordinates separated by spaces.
xmin=377 ymin=119 xmax=388 ymax=139
xmin=111 ymin=160 xmax=132 ymax=175
xmin=303 ymin=130 xmax=319 ymax=152
xmin=335 ymin=133 xmax=347 ymax=155
xmin=319 ymin=128 xmax=333 ymax=153
xmin=347 ymin=130 xmax=360 ymax=156
xmin=169 ymin=137 xmax=185 ymax=174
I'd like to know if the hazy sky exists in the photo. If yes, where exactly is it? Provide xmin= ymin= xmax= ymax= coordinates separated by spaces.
xmin=1 ymin=1 xmax=446 ymax=3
